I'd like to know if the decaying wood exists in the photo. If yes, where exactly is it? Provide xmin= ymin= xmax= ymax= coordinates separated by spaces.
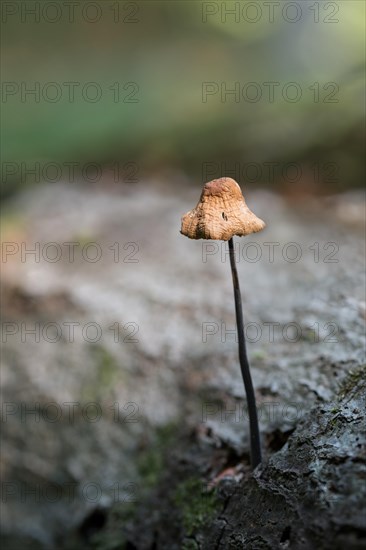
xmin=181 ymin=177 xmax=266 ymax=240
xmin=111 ymin=366 xmax=366 ymax=550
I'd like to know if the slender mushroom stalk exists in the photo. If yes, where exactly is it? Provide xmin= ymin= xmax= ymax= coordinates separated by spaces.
xmin=228 ymin=237 xmax=262 ymax=468
xmin=181 ymin=177 xmax=265 ymax=470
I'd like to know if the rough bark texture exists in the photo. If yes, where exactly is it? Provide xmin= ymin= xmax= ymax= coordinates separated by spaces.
xmin=1 ymin=182 xmax=365 ymax=549
xmin=95 ymin=365 xmax=366 ymax=550
xmin=200 ymin=366 xmax=366 ymax=550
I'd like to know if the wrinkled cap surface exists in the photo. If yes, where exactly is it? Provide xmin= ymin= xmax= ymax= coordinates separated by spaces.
xmin=181 ymin=177 xmax=265 ymax=240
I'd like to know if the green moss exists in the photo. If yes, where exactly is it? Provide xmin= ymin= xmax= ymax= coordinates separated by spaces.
xmin=95 ymin=346 xmax=120 ymax=388
xmin=337 ymin=364 xmax=366 ymax=400
xmin=181 ymin=539 xmax=200 ymax=550
xmin=327 ymin=413 xmax=342 ymax=430
xmin=91 ymin=423 xmax=180 ymax=550
xmin=300 ymin=328 xmax=318 ymax=343
xmin=174 ymin=478 xmax=219 ymax=537
xmin=252 ymin=349 xmax=267 ymax=361
xmin=91 ymin=501 xmax=137 ymax=550
xmin=81 ymin=346 xmax=120 ymax=401
xmin=137 ymin=423 xmax=178 ymax=489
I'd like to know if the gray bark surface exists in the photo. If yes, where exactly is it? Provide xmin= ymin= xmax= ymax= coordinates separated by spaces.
xmin=1 ymin=182 xmax=365 ymax=549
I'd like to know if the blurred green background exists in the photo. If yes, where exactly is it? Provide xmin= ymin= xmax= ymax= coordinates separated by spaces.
xmin=1 ymin=0 xmax=365 ymax=195
xmin=1 ymin=4 xmax=365 ymax=547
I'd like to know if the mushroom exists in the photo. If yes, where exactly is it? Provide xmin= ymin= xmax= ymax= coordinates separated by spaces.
xmin=181 ymin=177 xmax=265 ymax=469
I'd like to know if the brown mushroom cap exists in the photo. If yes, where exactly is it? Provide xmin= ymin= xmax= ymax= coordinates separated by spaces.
xmin=181 ymin=177 xmax=265 ymax=240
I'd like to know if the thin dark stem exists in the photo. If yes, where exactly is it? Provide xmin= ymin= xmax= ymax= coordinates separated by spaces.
xmin=228 ymin=237 xmax=262 ymax=469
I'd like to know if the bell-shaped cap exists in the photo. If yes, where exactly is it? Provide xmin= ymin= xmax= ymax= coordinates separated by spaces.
xmin=181 ymin=177 xmax=265 ymax=240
